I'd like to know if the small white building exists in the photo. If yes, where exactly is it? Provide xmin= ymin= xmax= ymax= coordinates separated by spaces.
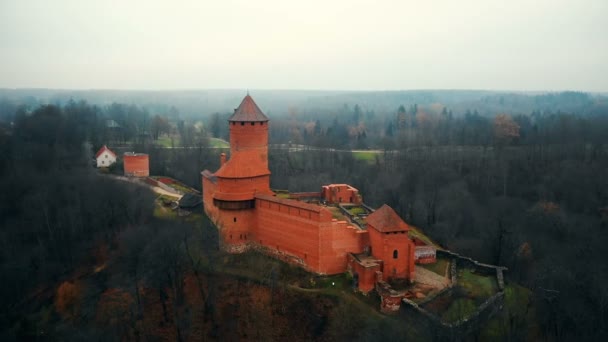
xmin=95 ymin=145 xmax=117 ymax=168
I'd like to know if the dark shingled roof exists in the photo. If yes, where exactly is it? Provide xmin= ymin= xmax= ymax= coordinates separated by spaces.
xmin=179 ymin=193 xmax=202 ymax=209
xmin=365 ymin=204 xmax=409 ymax=233
xmin=228 ymin=95 xmax=269 ymax=122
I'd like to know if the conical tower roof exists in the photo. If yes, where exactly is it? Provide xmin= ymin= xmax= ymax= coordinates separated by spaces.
xmin=366 ymin=204 xmax=410 ymax=233
xmin=228 ymin=94 xmax=269 ymax=122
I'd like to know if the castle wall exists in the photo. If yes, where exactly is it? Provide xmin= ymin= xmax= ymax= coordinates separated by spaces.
xmin=322 ymin=184 xmax=361 ymax=204
xmin=368 ymin=229 xmax=415 ymax=281
xmin=347 ymin=254 xmax=381 ymax=293
xmin=254 ymin=196 xmax=327 ymax=271
xmin=203 ymin=174 xmax=255 ymax=252
xmin=318 ymin=220 xmax=368 ymax=274
xmin=254 ymin=195 xmax=368 ymax=274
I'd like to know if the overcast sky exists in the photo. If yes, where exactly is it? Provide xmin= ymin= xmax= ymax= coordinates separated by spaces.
xmin=1 ymin=0 xmax=606 ymax=91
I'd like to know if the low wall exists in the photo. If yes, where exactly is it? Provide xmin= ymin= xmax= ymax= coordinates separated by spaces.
xmin=399 ymin=249 xmax=507 ymax=335
xmin=289 ymin=192 xmax=321 ymax=200
xmin=437 ymin=250 xmax=507 ymax=290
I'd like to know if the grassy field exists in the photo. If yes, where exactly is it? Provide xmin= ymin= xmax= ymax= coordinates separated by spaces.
xmin=441 ymin=297 xmax=478 ymax=322
xmin=352 ymin=151 xmax=378 ymax=163
xmin=458 ymin=268 xmax=498 ymax=301
xmin=420 ymin=257 xmax=450 ymax=276
xmin=156 ymin=135 xmax=178 ymax=147
xmin=408 ymin=226 xmax=442 ymax=249
xmin=346 ymin=206 xmax=367 ymax=215
xmin=153 ymin=202 xmax=178 ymax=219
xmin=478 ymin=283 xmax=537 ymax=340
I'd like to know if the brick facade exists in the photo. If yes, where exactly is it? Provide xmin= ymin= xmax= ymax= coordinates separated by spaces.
xmin=201 ymin=95 xmax=428 ymax=293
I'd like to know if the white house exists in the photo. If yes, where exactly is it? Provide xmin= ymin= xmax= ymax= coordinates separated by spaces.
xmin=96 ymin=145 xmax=117 ymax=168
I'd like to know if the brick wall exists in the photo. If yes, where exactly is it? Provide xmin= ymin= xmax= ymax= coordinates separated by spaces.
xmin=368 ymin=228 xmax=415 ymax=281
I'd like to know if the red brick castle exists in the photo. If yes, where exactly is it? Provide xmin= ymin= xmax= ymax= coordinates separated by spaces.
xmin=202 ymin=95 xmax=436 ymax=294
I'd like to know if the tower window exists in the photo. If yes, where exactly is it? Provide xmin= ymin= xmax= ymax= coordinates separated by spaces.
xmin=234 ymin=217 xmax=237 ymax=222
xmin=393 ymin=250 xmax=398 ymax=259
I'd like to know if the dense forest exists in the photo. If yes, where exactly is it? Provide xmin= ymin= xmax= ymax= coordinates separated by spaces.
xmin=1 ymin=90 xmax=607 ymax=340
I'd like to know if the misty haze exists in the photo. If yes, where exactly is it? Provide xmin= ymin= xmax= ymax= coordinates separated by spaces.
xmin=1 ymin=1 xmax=607 ymax=341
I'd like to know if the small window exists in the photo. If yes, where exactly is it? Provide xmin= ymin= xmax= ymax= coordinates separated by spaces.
xmin=251 ymin=122 xmax=254 ymax=126
xmin=233 ymin=217 xmax=237 ymax=222
xmin=261 ymin=122 xmax=264 ymax=125
xmin=393 ymin=250 xmax=398 ymax=259
xmin=241 ymin=122 xmax=244 ymax=126
xmin=105 ymin=155 xmax=108 ymax=158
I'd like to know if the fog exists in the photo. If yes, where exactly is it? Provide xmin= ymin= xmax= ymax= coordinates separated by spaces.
xmin=1 ymin=0 xmax=607 ymax=91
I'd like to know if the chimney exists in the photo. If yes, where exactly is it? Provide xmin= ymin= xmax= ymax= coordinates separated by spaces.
xmin=220 ymin=153 xmax=226 ymax=166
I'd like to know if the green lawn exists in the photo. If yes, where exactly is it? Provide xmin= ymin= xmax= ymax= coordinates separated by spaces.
xmin=156 ymin=135 xmax=179 ymax=147
xmin=346 ymin=206 xmax=367 ymax=215
xmin=478 ymin=283 xmax=537 ymax=340
xmin=420 ymin=257 xmax=450 ymax=277
xmin=458 ymin=268 xmax=498 ymax=301
xmin=441 ymin=297 xmax=478 ymax=323
xmin=352 ymin=151 xmax=378 ymax=163
xmin=153 ymin=203 xmax=177 ymax=219
xmin=408 ymin=226 xmax=442 ymax=249
xmin=166 ymin=182 xmax=197 ymax=194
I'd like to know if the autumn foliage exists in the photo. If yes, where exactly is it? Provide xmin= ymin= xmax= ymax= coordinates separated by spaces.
xmin=54 ymin=281 xmax=83 ymax=321
xmin=494 ymin=114 xmax=520 ymax=141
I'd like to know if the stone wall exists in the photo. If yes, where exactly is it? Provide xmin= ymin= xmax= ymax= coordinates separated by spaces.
xmin=400 ymin=250 xmax=507 ymax=335
xmin=437 ymin=249 xmax=507 ymax=290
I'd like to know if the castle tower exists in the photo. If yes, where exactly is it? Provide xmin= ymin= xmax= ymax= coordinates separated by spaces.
xmin=202 ymin=94 xmax=273 ymax=251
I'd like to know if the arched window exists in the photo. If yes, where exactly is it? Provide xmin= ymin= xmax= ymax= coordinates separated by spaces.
xmin=393 ymin=250 xmax=398 ymax=259
xmin=241 ymin=122 xmax=245 ymax=126
xmin=233 ymin=217 xmax=237 ymax=222
xmin=251 ymin=122 xmax=255 ymax=126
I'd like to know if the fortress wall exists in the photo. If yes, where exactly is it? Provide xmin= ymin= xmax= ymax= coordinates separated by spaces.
xmin=202 ymin=176 xmax=218 ymax=220
xmin=369 ymin=229 xmax=415 ymax=281
xmin=347 ymin=254 xmax=380 ymax=293
xmin=318 ymin=221 xmax=368 ymax=274
xmin=219 ymin=209 xmax=255 ymax=252
xmin=255 ymin=197 xmax=327 ymax=272
xmin=203 ymin=175 xmax=254 ymax=252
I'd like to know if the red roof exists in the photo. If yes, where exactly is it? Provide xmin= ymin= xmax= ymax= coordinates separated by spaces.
xmin=228 ymin=94 xmax=269 ymax=122
xmin=366 ymin=204 xmax=409 ymax=233
xmin=214 ymin=153 xmax=271 ymax=178
xmin=95 ymin=145 xmax=116 ymax=159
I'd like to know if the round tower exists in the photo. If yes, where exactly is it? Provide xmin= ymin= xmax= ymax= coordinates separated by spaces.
xmin=213 ymin=94 xmax=272 ymax=207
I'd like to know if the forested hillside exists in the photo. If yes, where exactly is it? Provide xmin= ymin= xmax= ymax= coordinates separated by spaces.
xmin=1 ymin=91 xmax=607 ymax=340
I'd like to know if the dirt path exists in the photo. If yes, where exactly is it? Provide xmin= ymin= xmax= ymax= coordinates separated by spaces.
xmin=151 ymin=186 xmax=182 ymax=199
xmin=100 ymin=174 xmax=183 ymax=199
xmin=415 ymin=266 xmax=450 ymax=290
